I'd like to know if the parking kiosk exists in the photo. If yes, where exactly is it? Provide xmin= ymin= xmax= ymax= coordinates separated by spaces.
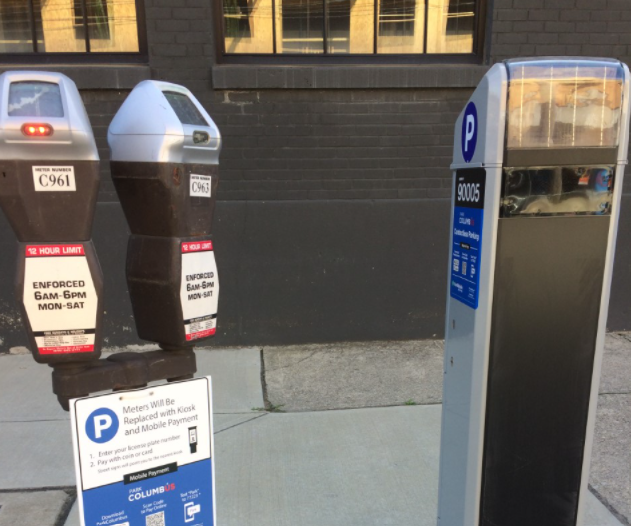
xmin=108 ymin=81 xmax=221 ymax=348
xmin=0 ymin=71 xmax=103 ymax=365
xmin=438 ymin=59 xmax=630 ymax=526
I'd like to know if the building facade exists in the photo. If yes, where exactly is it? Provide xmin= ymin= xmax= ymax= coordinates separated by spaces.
xmin=1 ymin=0 xmax=631 ymax=350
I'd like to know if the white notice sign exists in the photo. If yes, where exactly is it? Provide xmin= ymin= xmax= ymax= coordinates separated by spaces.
xmin=23 ymin=244 xmax=98 ymax=355
xmin=180 ymin=240 xmax=219 ymax=341
xmin=70 ymin=377 xmax=216 ymax=526
xmin=190 ymin=174 xmax=211 ymax=198
xmin=32 ymin=166 xmax=77 ymax=191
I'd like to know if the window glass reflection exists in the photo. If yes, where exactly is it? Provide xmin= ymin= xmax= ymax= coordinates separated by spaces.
xmin=223 ymin=0 xmax=273 ymax=54
xmin=89 ymin=0 xmax=140 ymax=52
xmin=222 ymin=0 xmax=478 ymax=55
xmin=377 ymin=0 xmax=423 ymax=54
xmin=427 ymin=0 xmax=475 ymax=53
xmin=35 ymin=0 xmax=87 ymax=52
xmin=0 ymin=0 xmax=139 ymax=54
xmin=0 ymin=0 xmax=35 ymax=53
xmin=280 ymin=0 xmax=324 ymax=53
xmin=326 ymin=0 xmax=351 ymax=53
xmin=501 ymin=166 xmax=615 ymax=217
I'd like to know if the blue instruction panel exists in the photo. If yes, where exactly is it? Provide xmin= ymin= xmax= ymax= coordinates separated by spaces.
xmin=450 ymin=169 xmax=486 ymax=309
xmin=70 ymin=377 xmax=215 ymax=526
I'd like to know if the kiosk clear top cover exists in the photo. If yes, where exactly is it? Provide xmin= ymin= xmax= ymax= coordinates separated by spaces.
xmin=506 ymin=59 xmax=624 ymax=149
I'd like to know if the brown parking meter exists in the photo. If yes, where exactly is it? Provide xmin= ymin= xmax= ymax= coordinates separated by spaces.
xmin=0 ymin=71 xmax=103 ymax=367
xmin=108 ymin=82 xmax=221 ymax=349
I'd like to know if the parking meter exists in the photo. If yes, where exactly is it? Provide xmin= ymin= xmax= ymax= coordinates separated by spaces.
xmin=0 ymin=71 xmax=103 ymax=365
xmin=108 ymin=81 xmax=221 ymax=348
xmin=438 ymin=58 xmax=630 ymax=526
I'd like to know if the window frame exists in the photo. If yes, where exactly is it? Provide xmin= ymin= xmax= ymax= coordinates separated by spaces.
xmin=0 ymin=0 xmax=148 ymax=64
xmin=214 ymin=0 xmax=488 ymax=65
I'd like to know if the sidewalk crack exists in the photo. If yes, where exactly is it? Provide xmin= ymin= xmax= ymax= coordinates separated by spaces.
xmin=213 ymin=412 xmax=268 ymax=435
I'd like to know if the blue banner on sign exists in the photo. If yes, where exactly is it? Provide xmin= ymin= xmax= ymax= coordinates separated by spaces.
xmin=450 ymin=205 xmax=484 ymax=309
xmin=81 ymin=459 xmax=213 ymax=526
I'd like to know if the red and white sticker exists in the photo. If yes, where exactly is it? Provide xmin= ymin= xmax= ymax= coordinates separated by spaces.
xmin=180 ymin=240 xmax=219 ymax=341
xmin=23 ymin=244 xmax=98 ymax=355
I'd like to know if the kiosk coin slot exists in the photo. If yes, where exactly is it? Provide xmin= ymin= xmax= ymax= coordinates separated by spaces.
xmin=0 ymin=71 xmax=103 ymax=366
xmin=108 ymin=80 xmax=221 ymax=348
xmin=437 ymin=58 xmax=630 ymax=526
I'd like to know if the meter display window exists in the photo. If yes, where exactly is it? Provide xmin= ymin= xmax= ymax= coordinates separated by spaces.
xmin=163 ymin=91 xmax=208 ymax=127
xmin=8 ymin=82 xmax=64 ymax=118
xmin=501 ymin=166 xmax=614 ymax=217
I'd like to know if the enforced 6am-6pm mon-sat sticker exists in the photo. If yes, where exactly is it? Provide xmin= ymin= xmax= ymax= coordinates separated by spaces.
xmin=180 ymin=240 xmax=219 ymax=341
xmin=22 ymin=244 xmax=98 ymax=355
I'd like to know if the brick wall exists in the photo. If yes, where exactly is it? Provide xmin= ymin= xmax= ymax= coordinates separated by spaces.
xmin=205 ymin=89 xmax=467 ymax=201
xmin=492 ymin=0 xmax=631 ymax=65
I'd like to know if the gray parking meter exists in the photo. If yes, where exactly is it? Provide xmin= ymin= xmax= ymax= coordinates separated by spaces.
xmin=108 ymin=80 xmax=221 ymax=348
xmin=0 ymin=71 xmax=103 ymax=365
xmin=438 ymin=58 xmax=630 ymax=526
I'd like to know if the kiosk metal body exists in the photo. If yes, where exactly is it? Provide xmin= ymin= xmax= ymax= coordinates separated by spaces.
xmin=438 ymin=59 xmax=630 ymax=526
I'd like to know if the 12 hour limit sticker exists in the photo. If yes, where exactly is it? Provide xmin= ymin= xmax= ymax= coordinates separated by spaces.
xmin=23 ymin=244 xmax=98 ymax=354
xmin=180 ymin=241 xmax=219 ymax=341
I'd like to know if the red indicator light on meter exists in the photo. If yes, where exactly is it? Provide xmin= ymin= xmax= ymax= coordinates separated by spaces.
xmin=21 ymin=123 xmax=53 ymax=137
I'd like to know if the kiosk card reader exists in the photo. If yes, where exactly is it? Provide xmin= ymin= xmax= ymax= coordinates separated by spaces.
xmin=438 ymin=58 xmax=630 ymax=526
xmin=108 ymin=81 xmax=221 ymax=348
xmin=0 ymin=71 xmax=103 ymax=365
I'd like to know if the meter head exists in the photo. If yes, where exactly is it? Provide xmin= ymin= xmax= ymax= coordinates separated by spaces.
xmin=0 ymin=71 xmax=98 ymax=161
xmin=108 ymin=80 xmax=221 ymax=164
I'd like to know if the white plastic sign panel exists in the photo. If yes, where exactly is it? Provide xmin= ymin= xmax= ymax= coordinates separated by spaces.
xmin=190 ymin=174 xmax=211 ymax=198
xmin=70 ymin=377 xmax=215 ymax=526
xmin=23 ymin=244 xmax=97 ymax=355
xmin=32 ymin=166 xmax=77 ymax=191
xmin=180 ymin=240 xmax=219 ymax=341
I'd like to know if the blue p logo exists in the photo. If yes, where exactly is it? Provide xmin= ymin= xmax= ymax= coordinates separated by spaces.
xmin=461 ymin=102 xmax=478 ymax=163
xmin=86 ymin=408 xmax=119 ymax=443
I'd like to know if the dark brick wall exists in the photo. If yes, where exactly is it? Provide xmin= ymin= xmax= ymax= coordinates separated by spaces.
xmin=492 ymin=0 xmax=631 ymax=64
xmin=206 ymin=89 xmax=465 ymax=201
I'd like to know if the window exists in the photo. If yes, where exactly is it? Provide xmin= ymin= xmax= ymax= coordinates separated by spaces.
xmin=74 ymin=0 xmax=110 ymax=40
xmin=219 ymin=0 xmax=482 ymax=59
xmin=0 ymin=0 xmax=143 ymax=56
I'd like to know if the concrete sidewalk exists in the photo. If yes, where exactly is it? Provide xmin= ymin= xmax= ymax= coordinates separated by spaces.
xmin=0 ymin=336 xmax=629 ymax=526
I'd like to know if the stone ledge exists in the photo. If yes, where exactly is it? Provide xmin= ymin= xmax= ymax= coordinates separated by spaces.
xmin=0 ymin=64 xmax=150 ymax=90
xmin=212 ymin=65 xmax=490 ymax=90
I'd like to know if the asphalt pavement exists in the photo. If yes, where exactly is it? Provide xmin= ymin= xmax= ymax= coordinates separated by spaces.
xmin=0 ymin=335 xmax=629 ymax=526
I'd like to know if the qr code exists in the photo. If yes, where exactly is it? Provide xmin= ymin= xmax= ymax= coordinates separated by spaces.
xmin=146 ymin=511 xmax=165 ymax=526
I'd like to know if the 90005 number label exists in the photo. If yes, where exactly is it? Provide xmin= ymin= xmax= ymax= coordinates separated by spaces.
xmin=457 ymin=182 xmax=481 ymax=204
xmin=455 ymin=169 xmax=485 ymax=209
xmin=32 ymin=166 xmax=76 ymax=192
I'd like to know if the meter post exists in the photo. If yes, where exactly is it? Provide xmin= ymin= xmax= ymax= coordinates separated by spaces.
xmin=0 ymin=71 xmax=103 ymax=387
xmin=108 ymin=81 xmax=222 ymax=365
xmin=437 ymin=58 xmax=631 ymax=526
